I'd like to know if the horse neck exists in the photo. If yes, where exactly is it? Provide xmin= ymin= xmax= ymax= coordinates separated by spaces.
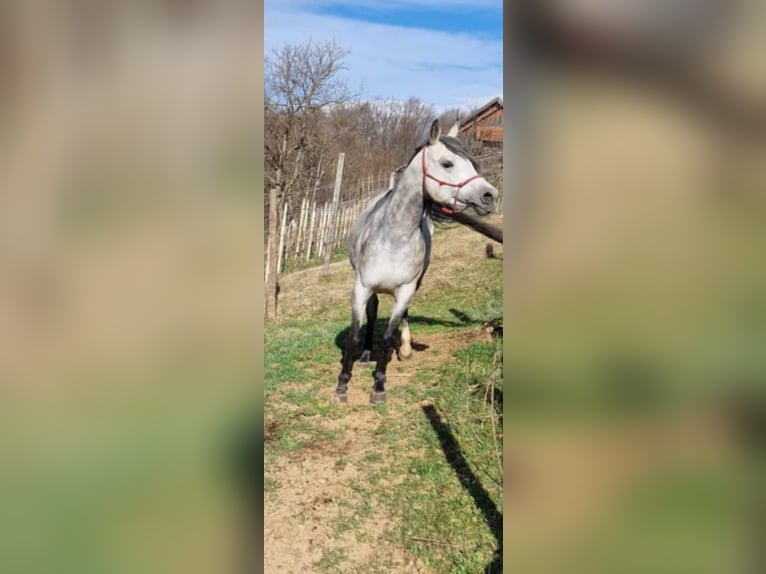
xmin=384 ymin=163 xmax=425 ymax=229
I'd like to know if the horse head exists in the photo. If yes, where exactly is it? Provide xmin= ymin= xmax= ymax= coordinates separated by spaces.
xmin=417 ymin=119 xmax=499 ymax=216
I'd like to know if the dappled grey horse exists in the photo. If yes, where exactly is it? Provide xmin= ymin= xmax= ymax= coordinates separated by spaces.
xmin=335 ymin=119 xmax=499 ymax=404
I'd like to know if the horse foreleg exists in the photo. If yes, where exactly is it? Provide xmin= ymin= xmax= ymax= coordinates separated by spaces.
xmin=371 ymin=283 xmax=416 ymax=404
xmin=335 ymin=280 xmax=371 ymax=402
xmin=359 ymin=294 xmax=378 ymax=363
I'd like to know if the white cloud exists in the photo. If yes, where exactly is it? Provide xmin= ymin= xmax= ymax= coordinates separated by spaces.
xmin=264 ymin=3 xmax=502 ymax=110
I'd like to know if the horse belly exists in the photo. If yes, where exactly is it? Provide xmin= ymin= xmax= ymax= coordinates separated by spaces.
xmin=361 ymin=261 xmax=422 ymax=294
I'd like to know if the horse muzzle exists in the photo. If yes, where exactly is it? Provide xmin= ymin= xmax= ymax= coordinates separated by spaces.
xmin=469 ymin=184 xmax=499 ymax=215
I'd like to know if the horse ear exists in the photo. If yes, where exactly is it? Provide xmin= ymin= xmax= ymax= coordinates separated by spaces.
xmin=429 ymin=119 xmax=441 ymax=145
xmin=447 ymin=122 xmax=460 ymax=137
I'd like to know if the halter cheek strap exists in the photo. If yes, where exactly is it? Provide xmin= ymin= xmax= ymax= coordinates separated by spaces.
xmin=421 ymin=148 xmax=482 ymax=214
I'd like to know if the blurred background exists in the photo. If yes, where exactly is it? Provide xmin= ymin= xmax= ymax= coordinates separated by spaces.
xmin=506 ymin=1 xmax=766 ymax=572
xmin=0 ymin=1 xmax=262 ymax=572
xmin=3 ymin=0 xmax=766 ymax=572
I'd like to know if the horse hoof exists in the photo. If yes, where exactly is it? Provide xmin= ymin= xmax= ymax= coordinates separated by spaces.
xmin=370 ymin=391 xmax=386 ymax=404
xmin=334 ymin=393 xmax=348 ymax=404
xmin=358 ymin=350 xmax=372 ymax=364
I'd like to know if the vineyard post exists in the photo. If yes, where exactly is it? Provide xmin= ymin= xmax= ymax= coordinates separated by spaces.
xmin=322 ymin=152 xmax=345 ymax=274
xmin=266 ymin=187 xmax=279 ymax=319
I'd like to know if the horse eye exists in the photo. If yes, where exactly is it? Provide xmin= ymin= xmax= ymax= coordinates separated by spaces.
xmin=441 ymin=160 xmax=454 ymax=168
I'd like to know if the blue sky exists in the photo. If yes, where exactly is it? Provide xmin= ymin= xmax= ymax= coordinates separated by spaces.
xmin=264 ymin=0 xmax=503 ymax=112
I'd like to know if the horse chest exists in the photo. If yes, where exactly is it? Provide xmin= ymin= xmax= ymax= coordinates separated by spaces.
xmin=359 ymin=240 xmax=425 ymax=291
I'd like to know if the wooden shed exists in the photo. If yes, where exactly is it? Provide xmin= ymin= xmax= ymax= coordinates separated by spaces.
xmin=459 ymin=97 xmax=503 ymax=144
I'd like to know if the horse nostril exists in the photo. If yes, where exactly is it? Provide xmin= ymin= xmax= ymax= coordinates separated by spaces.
xmin=482 ymin=191 xmax=495 ymax=204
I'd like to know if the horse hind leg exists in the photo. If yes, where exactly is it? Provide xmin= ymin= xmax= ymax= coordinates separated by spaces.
xmin=359 ymin=294 xmax=378 ymax=364
xmin=398 ymin=308 xmax=412 ymax=360
xmin=335 ymin=281 xmax=371 ymax=402
xmin=371 ymin=282 xmax=416 ymax=404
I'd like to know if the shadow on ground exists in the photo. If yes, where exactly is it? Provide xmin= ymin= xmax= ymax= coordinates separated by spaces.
xmin=422 ymin=404 xmax=503 ymax=573
xmin=333 ymin=309 xmax=489 ymax=355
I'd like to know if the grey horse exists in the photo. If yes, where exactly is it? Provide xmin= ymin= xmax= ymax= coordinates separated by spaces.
xmin=335 ymin=118 xmax=499 ymax=404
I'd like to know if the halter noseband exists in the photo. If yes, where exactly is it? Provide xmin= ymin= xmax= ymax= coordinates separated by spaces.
xmin=421 ymin=147 xmax=482 ymax=215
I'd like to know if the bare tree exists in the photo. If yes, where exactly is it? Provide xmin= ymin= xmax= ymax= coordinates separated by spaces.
xmin=438 ymin=107 xmax=464 ymax=131
xmin=264 ymin=39 xmax=357 ymax=202
xmin=363 ymin=97 xmax=435 ymax=168
xmin=305 ymin=97 xmax=436 ymax=194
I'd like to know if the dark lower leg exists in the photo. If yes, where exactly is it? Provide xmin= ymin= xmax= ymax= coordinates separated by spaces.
xmin=370 ymin=284 xmax=415 ymax=403
xmin=360 ymin=294 xmax=378 ymax=363
xmin=336 ymin=318 xmax=360 ymax=397
xmin=372 ymin=326 xmax=398 ymax=397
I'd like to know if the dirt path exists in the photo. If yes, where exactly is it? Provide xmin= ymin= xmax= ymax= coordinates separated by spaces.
xmin=264 ymin=325 xmax=496 ymax=573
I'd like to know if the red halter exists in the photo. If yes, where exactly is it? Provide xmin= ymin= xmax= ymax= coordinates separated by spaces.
xmin=421 ymin=147 xmax=483 ymax=215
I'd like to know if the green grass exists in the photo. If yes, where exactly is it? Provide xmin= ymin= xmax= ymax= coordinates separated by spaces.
xmin=503 ymin=162 xmax=766 ymax=571
xmin=566 ymin=465 xmax=746 ymax=574
xmin=316 ymin=548 xmax=348 ymax=570
xmin=506 ymin=187 xmax=766 ymax=421
xmin=389 ymin=340 xmax=503 ymax=573
xmin=0 ymin=348 xmax=257 ymax=574
xmin=264 ymin=226 xmax=503 ymax=573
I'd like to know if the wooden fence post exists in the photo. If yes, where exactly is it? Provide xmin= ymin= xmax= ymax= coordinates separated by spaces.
xmin=317 ymin=204 xmax=326 ymax=258
xmin=266 ymin=187 xmax=279 ymax=319
xmin=276 ymin=200 xmax=288 ymax=274
xmin=322 ymin=152 xmax=345 ymax=274
xmin=264 ymin=235 xmax=270 ymax=288
xmin=295 ymin=196 xmax=307 ymax=259
xmin=306 ymin=199 xmax=316 ymax=262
